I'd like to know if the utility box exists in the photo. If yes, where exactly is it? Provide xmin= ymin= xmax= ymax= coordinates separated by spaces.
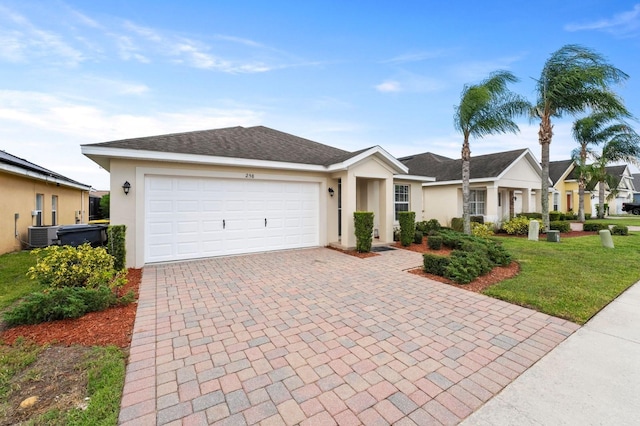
xmin=546 ymin=230 xmax=560 ymax=243
xmin=57 ymin=224 xmax=107 ymax=247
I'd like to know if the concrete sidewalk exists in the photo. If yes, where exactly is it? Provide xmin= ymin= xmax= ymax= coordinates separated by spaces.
xmin=461 ymin=281 xmax=640 ymax=425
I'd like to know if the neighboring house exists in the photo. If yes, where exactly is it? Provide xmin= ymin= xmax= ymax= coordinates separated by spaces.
xmin=633 ymin=173 xmax=640 ymax=203
xmin=550 ymin=160 xmax=635 ymax=216
xmin=399 ymin=148 xmax=544 ymax=226
xmin=595 ymin=165 xmax=635 ymax=214
xmin=81 ymin=126 xmax=430 ymax=267
xmin=0 ymin=150 xmax=91 ymax=255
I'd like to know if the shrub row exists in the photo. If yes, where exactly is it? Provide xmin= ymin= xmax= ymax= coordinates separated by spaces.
xmin=423 ymin=229 xmax=511 ymax=284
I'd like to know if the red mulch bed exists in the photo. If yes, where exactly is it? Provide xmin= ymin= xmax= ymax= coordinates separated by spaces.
xmin=0 ymin=269 xmax=141 ymax=348
xmin=327 ymin=245 xmax=380 ymax=258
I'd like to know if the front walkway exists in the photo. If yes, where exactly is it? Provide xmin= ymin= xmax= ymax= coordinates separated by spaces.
xmin=118 ymin=248 xmax=579 ymax=425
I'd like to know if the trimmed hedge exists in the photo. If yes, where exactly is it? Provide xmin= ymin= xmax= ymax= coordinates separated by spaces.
xmin=398 ymin=211 xmax=416 ymax=246
xmin=451 ymin=217 xmax=464 ymax=232
xmin=416 ymin=219 xmax=441 ymax=234
xmin=583 ymin=222 xmax=608 ymax=232
xmin=611 ymin=225 xmax=629 ymax=236
xmin=414 ymin=231 xmax=424 ymax=244
xmin=549 ymin=221 xmax=571 ymax=233
xmin=423 ymin=254 xmax=450 ymax=276
xmin=354 ymin=212 xmax=374 ymax=252
xmin=427 ymin=235 xmax=443 ymax=250
xmin=107 ymin=225 xmax=127 ymax=270
xmin=518 ymin=212 xmax=542 ymax=219
xmin=549 ymin=211 xmax=563 ymax=221
xmin=422 ymin=229 xmax=512 ymax=284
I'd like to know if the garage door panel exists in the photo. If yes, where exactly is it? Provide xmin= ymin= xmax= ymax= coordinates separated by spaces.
xmin=145 ymin=176 xmax=319 ymax=263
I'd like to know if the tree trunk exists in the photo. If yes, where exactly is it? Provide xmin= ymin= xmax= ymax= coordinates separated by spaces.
xmin=577 ymin=144 xmax=587 ymax=222
xmin=599 ymin=181 xmax=606 ymax=218
xmin=462 ymin=137 xmax=471 ymax=235
xmin=539 ymin=115 xmax=553 ymax=231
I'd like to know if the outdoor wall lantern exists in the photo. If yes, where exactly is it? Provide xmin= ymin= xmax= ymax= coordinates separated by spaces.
xmin=328 ymin=187 xmax=335 ymax=197
xmin=122 ymin=181 xmax=131 ymax=195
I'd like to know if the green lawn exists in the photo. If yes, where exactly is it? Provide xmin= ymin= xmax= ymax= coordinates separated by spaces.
xmin=0 ymin=251 xmax=41 ymax=311
xmin=585 ymin=216 xmax=640 ymax=226
xmin=484 ymin=233 xmax=640 ymax=324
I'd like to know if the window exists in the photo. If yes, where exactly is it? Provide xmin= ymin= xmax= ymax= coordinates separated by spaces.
xmin=469 ymin=190 xmax=486 ymax=215
xmin=553 ymin=193 xmax=559 ymax=211
xmin=51 ymin=195 xmax=58 ymax=226
xmin=394 ymin=184 xmax=410 ymax=220
xmin=35 ymin=193 xmax=44 ymax=226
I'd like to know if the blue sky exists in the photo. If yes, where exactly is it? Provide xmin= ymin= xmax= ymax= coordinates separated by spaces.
xmin=1 ymin=1 xmax=639 ymax=189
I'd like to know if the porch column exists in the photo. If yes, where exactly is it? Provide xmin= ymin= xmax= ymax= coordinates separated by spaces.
xmin=342 ymin=172 xmax=357 ymax=249
xmin=379 ymin=177 xmax=394 ymax=243
xmin=521 ymin=188 xmax=531 ymax=213
xmin=486 ymin=185 xmax=499 ymax=222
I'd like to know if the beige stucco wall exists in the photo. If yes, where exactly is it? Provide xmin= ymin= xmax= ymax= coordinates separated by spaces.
xmin=422 ymin=185 xmax=460 ymax=226
xmin=111 ymin=159 xmax=339 ymax=267
xmin=109 ymin=154 xmax=403 ymax=267
xmin=0 ymin=172 xmax=89 ymax=254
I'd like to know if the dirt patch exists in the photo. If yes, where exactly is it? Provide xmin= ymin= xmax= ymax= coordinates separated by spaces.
xmin=1 ymin=346 xmax=92 ymax=425
xmin=0 ymin=269 xmax=141 ymax=425
xmin=326 ymin=245 xmax=380 ymax=258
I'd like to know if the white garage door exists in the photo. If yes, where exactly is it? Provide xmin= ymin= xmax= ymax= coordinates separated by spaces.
xmin=145 ymin=176 xmax=319 ymax=263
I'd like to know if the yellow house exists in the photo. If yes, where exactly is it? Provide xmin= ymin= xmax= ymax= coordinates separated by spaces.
xmin=0 ymin=151 xmax=91 ymax=255
xmin=549 ymin=161 xmax=635 ymax=216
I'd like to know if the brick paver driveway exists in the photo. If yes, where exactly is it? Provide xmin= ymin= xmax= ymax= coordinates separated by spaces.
xmin=119 ymin=248 xmax=579 ymax=425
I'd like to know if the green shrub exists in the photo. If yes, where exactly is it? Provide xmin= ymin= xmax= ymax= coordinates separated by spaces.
xmin=27 ymin=244 xmax=124 ymax=290
xmin=549 ymin=221 xmax=571 ymax=233
xmin=415 ymin=221 xmax=428 ymax=234
xmin=583 ymin=222 xmax=608 ymax=232
xmin=518 ymin=212 xmax=542 ymax=219
xmin=444 ymin=250 xmax=491 ymax=284
xmin=585 ymin=213 xmax=592 ymax=220
xmin=611 ymin=225 xmax=628 ymax=236
xmin=3 ymin=286 xmax=118 ymax=327
xmin=414 ymin=231 xmax=424 ymax=245
xmin=470 ymin=215 xmax=484 ymax=224
xmin=564 ymin=211 xmax=578 ymax=220
xmin=451 ymin=217 xmax=464 ymax=232
xmin=471 ymin=222 xmax=494 ymax=238
xmin=485 ymin=241 xmax=512 ymax=266
xmin=502 ymin=216 xmax=530 ymax=235
xmin=107 ymin=225 xmax=127 ymax=270
xmin=354 ymin=212 xmax=374 ymax=252
xmin=398 ymin=211 xmax=416 ymax=247
xmin=423 ymin=253 xmax=450 ymax=276
xmin=426 ymin=219 xmax=441 ymax=233
xmin=427 ymin=235 xmax=443 ymax=250
xmin=549 ymin=211 xmax=562 ymax=221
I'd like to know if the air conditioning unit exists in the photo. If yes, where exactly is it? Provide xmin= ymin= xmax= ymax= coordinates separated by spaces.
xmin=28 ymin=226 xmax=61 ymax=248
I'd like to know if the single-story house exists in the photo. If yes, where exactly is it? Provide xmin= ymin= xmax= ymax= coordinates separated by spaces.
xmin=398 ymin=148 xmax=544 ymax=226
xmin=0 ymin=150 xmax=91 ymax=254
xmin=81 ymin=126 xmax=432 ymax=267
xmin=550 ymin=160 xmax=635 ymax=215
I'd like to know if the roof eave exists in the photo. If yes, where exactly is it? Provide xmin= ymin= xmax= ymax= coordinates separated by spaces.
xmin=0 ymin=162 xmax=91 ymax=191
xmin=327 ymin=146 xmax=409 ymax=174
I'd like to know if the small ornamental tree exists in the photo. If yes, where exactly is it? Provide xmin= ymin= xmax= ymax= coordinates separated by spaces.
xmin=398 ymin=211 xmax=416 ymax=246
xmin=354 ymin=212 xmax=374 ymax=253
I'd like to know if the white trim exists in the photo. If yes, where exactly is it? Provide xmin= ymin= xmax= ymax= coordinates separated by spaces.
xmin=82 ymin=144 xmax=409 ymax=175
xmin=327 ymin=146 xmax=408 ymax=174
xmin=422 ymin=177 xmax=495 ymax=187
xmin=0 ymin=162 xmax=91 ymax=191
xmin=394 ymin=174 xmax=436 ymax=182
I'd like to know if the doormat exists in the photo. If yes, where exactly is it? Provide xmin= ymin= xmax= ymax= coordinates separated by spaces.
xmin=371 ymin=246 xmax=396 ymax=252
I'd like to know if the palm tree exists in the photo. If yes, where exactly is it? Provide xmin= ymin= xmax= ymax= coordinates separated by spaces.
xmin=571 ymin=113 xmax=634 ymax=221
xmin=534 ymin=44 xmax=630 ymax=230
xmin=588 ymin=130 xmax=640 ymax=218
xmin=454 ymin=70 xmax=530 ymax=234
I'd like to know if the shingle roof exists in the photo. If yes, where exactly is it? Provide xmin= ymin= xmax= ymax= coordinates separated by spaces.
xmin=85 ymin=126 xmax=355 ymax=167
xmin=548 ymin=160 xmax=575 ymax=185
xmin=0 ymin=150 xmax=90 ymax=188
xmin=398 ymin=149 xmax=528 ymax=181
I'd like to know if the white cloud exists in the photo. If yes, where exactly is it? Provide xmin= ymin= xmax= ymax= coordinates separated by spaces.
xmin=375 ymin=80 xmax=402 ymax=93
xmin=0 ymin=90 xmax=264 ymax=188
xmin=0 ymin=6 xmax=84 ymax=66
xmin=451 ymin=54 xmax=525 ymax=81
xmin=565 ymin=4 xmax=640 ymax=36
